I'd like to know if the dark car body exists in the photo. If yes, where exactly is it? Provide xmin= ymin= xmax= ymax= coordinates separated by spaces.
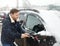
xmin=15 ymin=9 xmax=56 ymax=46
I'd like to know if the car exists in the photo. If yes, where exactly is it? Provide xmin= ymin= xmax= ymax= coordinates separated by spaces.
xmin=0 ymin=12 xmax=6 ymax=23
xmin=15 ymin=9 xmax=56 ymax=46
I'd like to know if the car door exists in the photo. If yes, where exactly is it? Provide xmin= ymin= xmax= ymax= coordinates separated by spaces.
xmin=25 ymin=13 xmax=45 ymax=33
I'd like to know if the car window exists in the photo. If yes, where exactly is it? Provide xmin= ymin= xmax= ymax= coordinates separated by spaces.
xmin=19 ymin=13 xmax=27 ymax=21
xmin=26 ymin=13 xmax=42 ymax=30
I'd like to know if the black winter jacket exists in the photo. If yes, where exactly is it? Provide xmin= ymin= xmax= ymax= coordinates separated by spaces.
xmin=1 ymin=15 xmax=25 ymax=44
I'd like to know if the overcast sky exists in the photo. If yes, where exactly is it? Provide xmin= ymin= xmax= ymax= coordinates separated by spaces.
xmin=0 ymin=0 xmax=60 ymax=8
xmin=29 ymin=0 xmax=60 ymax=5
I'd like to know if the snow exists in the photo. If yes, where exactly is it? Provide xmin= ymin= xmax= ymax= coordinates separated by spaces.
xmin=53 ymin=43 xmax=60 ymax=46
xmin=38 ymin=30 xmax=52 ymax=36
xmin=39 ymin=10 xmax=60 ymax=43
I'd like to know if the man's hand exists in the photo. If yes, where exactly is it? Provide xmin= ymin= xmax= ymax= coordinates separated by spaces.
xmin=21 ymin=33 xmax=30 ymax=38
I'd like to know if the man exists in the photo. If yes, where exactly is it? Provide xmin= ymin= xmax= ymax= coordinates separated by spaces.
xmin=1 ymin=9 xmax=29 ymax=46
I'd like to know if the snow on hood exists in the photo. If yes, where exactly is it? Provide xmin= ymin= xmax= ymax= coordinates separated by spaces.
xmin=39 ymin=10 xmax=60 ymax=42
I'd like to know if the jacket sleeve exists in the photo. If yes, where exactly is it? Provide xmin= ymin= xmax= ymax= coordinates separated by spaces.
xmin=2 ymin=20 xmax=21 ymax=39
xmin=17 ymin=23 xmax=25 ymax=33
xmin=20 ymin=27 xmax=25 ymax=33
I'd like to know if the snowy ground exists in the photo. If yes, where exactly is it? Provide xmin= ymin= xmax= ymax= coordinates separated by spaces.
xmin=0 ymin=10 xmax=60 ymax=46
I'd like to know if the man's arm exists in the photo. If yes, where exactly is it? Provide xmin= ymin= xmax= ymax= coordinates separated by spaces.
xmin=17 ymin=22 xmax=25 ymax=33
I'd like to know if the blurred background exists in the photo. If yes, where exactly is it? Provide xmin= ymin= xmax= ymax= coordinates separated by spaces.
xmin=0 ymin=0 xmax=60 ymax=11
xmin=0 ymin=0 xmax=60 ymax=46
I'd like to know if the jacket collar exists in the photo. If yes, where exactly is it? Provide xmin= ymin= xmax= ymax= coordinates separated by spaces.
xmin=9 ymin=14 xmax=19 ymax=23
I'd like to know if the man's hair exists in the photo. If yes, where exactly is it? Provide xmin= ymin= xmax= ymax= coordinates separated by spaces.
xmin=10 ymin=9 xmax=19 ymax=14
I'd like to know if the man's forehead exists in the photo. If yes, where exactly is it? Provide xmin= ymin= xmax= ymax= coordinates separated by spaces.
xmin=14 ymin=12 xmax=19 ymax=14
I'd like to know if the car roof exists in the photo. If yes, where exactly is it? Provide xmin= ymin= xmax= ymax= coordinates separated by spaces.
xmin=19 ymin=9 xmax=39 ymax=13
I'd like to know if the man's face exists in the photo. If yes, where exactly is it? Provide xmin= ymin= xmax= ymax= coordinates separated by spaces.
xmin=11 ymin=12 xmax=19 ymax=20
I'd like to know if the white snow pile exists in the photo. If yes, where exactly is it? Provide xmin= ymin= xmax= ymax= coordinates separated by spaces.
xmin=38 ymin=10 xmax=60 ymax=46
